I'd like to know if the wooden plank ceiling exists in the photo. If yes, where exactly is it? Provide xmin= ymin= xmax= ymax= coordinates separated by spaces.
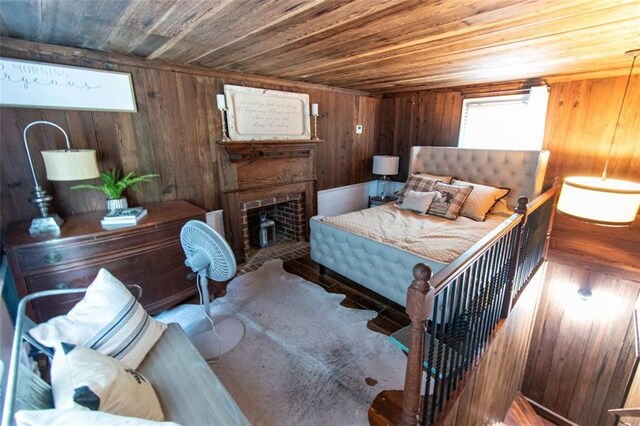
xmin=0 ymin=0 xmax=638 ymax=93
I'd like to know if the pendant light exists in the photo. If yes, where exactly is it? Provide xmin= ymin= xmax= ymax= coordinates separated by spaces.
xmin=557 ymin=49 xmax=640 ymax=226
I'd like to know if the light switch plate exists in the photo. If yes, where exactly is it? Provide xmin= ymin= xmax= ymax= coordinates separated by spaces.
xmin=355 ymin=124 xmax=363 ymax=134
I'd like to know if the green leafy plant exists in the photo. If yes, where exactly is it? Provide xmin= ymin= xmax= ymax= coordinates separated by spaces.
xmin=72 ymin=168 xmax=159 ymax=199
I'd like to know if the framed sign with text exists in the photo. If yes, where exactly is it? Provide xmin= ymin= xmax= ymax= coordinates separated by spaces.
xmin=0 ymin=58 xmax=137 ymax=112
xmin=223 ymin=85 xmax=310 ymax=140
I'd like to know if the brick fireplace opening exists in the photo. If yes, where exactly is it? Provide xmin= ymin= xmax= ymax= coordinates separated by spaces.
xmin=241 ymin=193 xmax=306 ymax=253
xmin=218 ymin=140 xmax=319 ymax=263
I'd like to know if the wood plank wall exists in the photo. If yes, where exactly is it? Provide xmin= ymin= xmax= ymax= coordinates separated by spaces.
xmin=0 ymin=38 xmax=380 ymax=237
xmin=522 ymin=258 xmax=640 ymax=426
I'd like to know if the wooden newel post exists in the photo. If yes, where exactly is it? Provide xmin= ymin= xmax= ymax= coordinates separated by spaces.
xmin=400 ymin=263 xmax=433 ymax=426
xmin=501 ymin=196 xmax=528 ymax=318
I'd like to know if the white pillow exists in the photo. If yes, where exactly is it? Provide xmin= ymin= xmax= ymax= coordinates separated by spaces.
xmin=28 ymin=269 xmax=166 ymax=368
xmin=15 ymin=409 xmax=180 ymax=426
xmin=398 ymin=190 xmax=438 ymax=215
xmin=51 ymin=343 xmax=165 ymax=421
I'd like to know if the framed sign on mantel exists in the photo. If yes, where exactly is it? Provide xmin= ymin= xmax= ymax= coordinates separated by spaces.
xmin=223 ymin=85 xmax=311 ymax=141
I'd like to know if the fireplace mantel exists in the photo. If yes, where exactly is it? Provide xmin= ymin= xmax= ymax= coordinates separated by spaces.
xmin=217 ymin=140 xmax=319 ymax=262
xmin=218 ymin=140 xmax=322 ymax=164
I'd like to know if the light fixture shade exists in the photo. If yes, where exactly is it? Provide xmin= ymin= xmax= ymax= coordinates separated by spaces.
xmin=41 ymin=149 xmax=100 ymax=181
xmin=373 ymin=155 xmax=399 ymax=176
xmin=557 ymin=176 xmax=640 ymax=226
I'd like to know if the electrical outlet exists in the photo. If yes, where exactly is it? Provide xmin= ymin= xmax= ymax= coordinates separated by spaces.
xmin=355 ymin=124 xmax=363 ymax=134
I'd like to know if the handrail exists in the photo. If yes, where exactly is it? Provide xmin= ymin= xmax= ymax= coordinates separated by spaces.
xmin=429 ymin=199 xmax=526 ymax=292
xmin=430 ymin=187 xmax=558 ymax=293
xmin=399 ymin=186 xmax=559 ymax=425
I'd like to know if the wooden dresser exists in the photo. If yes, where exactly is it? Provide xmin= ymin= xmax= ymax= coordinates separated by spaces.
xmin=3 ymin=200 xmax=204 ymax=322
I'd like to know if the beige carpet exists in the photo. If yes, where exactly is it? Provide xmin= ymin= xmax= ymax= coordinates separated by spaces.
xmin=160 ymin=259 xmax=407 ymax=425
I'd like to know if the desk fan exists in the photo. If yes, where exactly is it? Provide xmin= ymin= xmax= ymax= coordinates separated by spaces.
xmin=180 ymin=220 xmax=244 ymax=360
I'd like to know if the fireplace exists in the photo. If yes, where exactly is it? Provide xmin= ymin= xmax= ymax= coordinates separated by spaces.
xmin=217 ymin=140 xmax=319 ymax=263
xmin=243 ymin=193 xmax=306 ymax=252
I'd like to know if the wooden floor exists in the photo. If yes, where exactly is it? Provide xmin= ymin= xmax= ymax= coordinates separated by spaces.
xmin=282 ymin=255 xmax=410 ymax=336
xmin=504 ymin=393 xmax=557 ymax=426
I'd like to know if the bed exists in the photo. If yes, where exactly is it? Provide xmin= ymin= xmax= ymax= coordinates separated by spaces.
xmin=310 ymin=146 xmax=550 ymax=307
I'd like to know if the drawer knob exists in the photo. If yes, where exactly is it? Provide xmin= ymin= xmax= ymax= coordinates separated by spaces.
xmin=54 ymin=282 xmax=69 ymax=289
xmin=44 ymin=252 xmax=62 ymax=264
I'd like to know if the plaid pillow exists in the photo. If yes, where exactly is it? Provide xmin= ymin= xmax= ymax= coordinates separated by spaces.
xmin=427 ymin=182 xmax=474 ymax=220
xmin=397 ymin=175 xmax=441 ymax=200
xmin=417 ymin=173 xmax=454 ymax=184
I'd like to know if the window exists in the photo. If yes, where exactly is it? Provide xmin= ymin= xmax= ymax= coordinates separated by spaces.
xmin=458 ymin=85 xmax=549 ymax=150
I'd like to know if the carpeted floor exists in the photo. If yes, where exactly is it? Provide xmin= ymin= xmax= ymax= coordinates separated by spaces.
xmin=159 ymin=259 xmax=407 ymax=426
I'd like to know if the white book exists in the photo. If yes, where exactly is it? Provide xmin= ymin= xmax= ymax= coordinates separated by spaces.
xmin=101 ymin=209 xmax=148 ymax=226
xmin=102 ymin=208 xmax=148 ymax=224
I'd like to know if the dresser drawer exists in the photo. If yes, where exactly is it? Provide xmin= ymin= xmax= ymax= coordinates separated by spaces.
xmin=15 ymin=222 xmax=185 ymax=273
xmin=26 ymin=241 xmax=197 ymax=322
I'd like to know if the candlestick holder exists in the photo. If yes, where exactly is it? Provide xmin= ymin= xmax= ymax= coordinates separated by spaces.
xmin=311 ymin=114 xmax=319 ymax=141
xmin=220 ymin=108 xmax=231 ymax=141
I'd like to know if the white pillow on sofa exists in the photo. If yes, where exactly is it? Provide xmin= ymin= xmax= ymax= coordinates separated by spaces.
xmin=50 ymin=343 xmax=165 ymax=421
xmin=28 ymin=269 xmax=166 ymax=368
xmin=15 ymin=409 xmax=180 ymax=426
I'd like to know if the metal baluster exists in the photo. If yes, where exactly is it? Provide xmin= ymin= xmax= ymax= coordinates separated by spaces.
xmin=426 ymin=293 xmax=440 ymax=425
xmin=445 ymin=276 xmax=463 ymax=400
xmin=436 ymin=286 xmax=449 ymax=416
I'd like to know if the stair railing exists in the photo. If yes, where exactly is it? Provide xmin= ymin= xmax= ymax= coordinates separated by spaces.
xmin=399 ymin=186 xmax=558 ymax=425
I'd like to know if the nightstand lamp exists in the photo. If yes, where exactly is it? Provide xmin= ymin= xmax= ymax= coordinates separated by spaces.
xmin=23 ymin=120 xmax=100 ymax=236
xmin=373 ymin=155 xmax=399 ymax=199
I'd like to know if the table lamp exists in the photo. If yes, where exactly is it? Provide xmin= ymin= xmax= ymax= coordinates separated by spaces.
xmin=23 ymin=120 xmax=100 ymax=236
xmin=373 ymin=155 xmax=399 ymax=199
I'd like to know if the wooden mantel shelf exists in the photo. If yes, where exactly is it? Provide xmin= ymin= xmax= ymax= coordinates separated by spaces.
xmin=216 ymin=139 xmax=324 ymax=145
xmin=218 ymin=140 xmax=323 ymax=163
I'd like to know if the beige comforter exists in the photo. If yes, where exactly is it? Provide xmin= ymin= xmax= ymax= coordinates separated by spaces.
xmin=320 ymin=203 xmax=510 ymax=264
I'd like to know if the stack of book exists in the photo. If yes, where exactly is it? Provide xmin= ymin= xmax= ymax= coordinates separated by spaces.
xmin=101 ymin=207 xmax=148 ymax=229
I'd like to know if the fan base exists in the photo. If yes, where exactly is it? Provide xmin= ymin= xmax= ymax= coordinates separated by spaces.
xmin=186 ymin=315 xmax=245 ymax=360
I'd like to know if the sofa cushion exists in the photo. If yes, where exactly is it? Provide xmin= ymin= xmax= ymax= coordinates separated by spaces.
xmin=28 ymin=269 xmax=166 ymax=368
xmin=51 ymin=342 xmax=164 ymax=421
xmin=15 ymin=409 xmax=179 ymax=426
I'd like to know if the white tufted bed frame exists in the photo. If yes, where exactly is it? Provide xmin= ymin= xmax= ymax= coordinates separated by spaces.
xmin=310 ymin=146 xmax=550 ymax=307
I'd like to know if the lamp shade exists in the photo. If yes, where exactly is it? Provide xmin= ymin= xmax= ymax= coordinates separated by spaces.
xmin=557 ymin=176 xmax=640 ymax=226
xmin=41 ymin=149 xmax=100 ymax=181
xmin=373 ymin=155 xmax=399 ymax=176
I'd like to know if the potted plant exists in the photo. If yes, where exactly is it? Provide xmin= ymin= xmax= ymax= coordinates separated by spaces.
xmin=72 ymin=168 xmax=159 ymax=211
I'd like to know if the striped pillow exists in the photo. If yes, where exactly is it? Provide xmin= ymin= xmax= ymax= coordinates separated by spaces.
xmin=28 ymin=269 xmax=166 ymax=368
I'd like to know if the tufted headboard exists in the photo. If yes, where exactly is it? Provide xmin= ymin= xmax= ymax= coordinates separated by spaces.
xmin=408 ymin=146 xmax=550 ymax=208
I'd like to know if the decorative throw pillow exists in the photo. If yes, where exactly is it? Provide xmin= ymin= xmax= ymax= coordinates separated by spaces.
xmin=15 ymin=410 xmax=180 ymax=426
xmin=417 ymin=173 xmax=454 ymax=184
xmin=397 ymin=174 xmax=441 ymax=200
xmin=452 ymin=179 xmax=510 ymax=221
xmin=51 ymin=343 xmax=165 ymax=421
xmin=398 ymin=190 xmax=438 ymax=215
xmin=28 ymin=269 xmax=166 ymax=369
xmin=491 ymin=199 xmax=513 ymax=216
xmin=427 ymin=182 xmax=473 ymax=220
